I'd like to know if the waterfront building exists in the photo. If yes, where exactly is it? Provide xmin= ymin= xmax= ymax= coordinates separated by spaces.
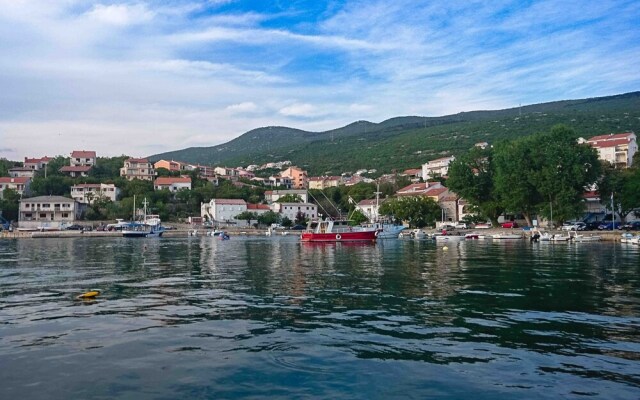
xmin=355 ymin=199 xmax=381 ymax=221
xmin=247 ymin=203 xmax=271 ymax=216
xmin=18 ymin=195 xmax=86 ymax=230
xmin=308 ymin=176 xmax=342 ymax=190
xmin=271 ymin=202 xmax=317 ymax=222
xmin=120 ymin=158 xmax=156 ymax=181
xmin=201 ymin=198 xmax=247 ymax=225
xmin=70 ymin=183 xmax=120 ymax=204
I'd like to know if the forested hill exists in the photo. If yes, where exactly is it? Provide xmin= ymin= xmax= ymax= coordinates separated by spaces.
xmin=149 ymin=91 xmax=640 ymax=175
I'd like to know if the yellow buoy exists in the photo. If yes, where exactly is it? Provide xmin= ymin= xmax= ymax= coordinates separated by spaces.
xmin=77 ymin=290 xmax=100 ymax=299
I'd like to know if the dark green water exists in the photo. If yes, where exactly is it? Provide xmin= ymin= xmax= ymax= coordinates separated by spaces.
xmin=1 ymin=237 xmax=639 ymax=399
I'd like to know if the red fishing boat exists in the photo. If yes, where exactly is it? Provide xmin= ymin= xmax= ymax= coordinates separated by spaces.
xmin=300 ymin=219 xmax=378 ymax=242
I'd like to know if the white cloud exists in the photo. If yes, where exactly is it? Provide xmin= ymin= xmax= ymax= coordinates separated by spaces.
xmin=278 ymin=103 xmax=321 ymax=118
xmin=85 ymin=3 xmax=155 ymax=26
xmin=226 ymin=102 xmax=258 ymax=113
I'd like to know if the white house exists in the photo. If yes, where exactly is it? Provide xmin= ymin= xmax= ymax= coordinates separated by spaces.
xmin=264 ymin=190 xmax=308 ymax=204
xmin=23 ymin=156 xmax=51 ymax=171
xmin=0 ymin=177 xmax=31 ymax=198
xmin=355 ymin=199 xmax=380 ymax=221
xmin=584 ymin=132 xmax=637 ymax=168
xmin=9 ymin=167 xmax=36 ymax=179
xmin=422 ymin=156 xmax=455 ymax=178
xmin=70 ymin=183 xmax=120 ymax=204
xmin=70 ymin=150 xmax=97 ymax=167
xmin=271 ymin=202 xmax=317 ymax=222
xmin=18 ymin=195 xmax=85 ymax=230
xmin=154 ymin=176 xmax=192 ymax=192
xmin=201 ymin=199 xmax=247 ymax=225
xmin=268 ymin=176 xmax=292 ymax=189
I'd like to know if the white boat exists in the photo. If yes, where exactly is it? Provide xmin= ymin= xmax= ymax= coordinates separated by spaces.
xmin=122 ymin=198 xmax=165 ymax=238
xmin=620 ymin=233 xmax=635 ymax=244
xmin=435 ymin=233 xmax=464 ymax=241
xmin=365 ymin=222 xmax=406 ymax=239
xmin=549 ymin=233 xmax=572 ymax=242
xmin=492 ymin=233 xmax=522 ymax=240
xmin=569 ymin=231 xmax=601 ymax=242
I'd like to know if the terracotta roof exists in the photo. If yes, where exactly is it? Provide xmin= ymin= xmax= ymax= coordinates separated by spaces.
xmin=24 ymin=157 xmax=50 ymax=163
xmin=403 ymin=168 xmax=422 ymax=175
xmin=20 ymin=195 xmax=75 ymax=203
xmin=426 ymin=187 xmax=448 ymax=197
xmin=127 ymin=158 xmax=150 ymax=163
xmin=60 ymin=166 xmax=92 ymax=172
xmin=0 ymin=177 xmax=30 ymax=184
xmin=590 ymin=139 xmax=632 ymax=148
xmin=357 ymin=199 xmax=378 ymax=206
xmin=71 ymin=150 xmax=96 ymax=158
xmin=587 ymin=132 xmax=635 ymax=142
xmin=72 ymin=184 xmax=102 ymax=188
xmin=247 ymin=203 xmax=271 ymax=210
xmin=583 ymin=191 xmax=600 ymax=199
xmin=427 ymin=156 xmax=455 ymax=163
xmin=154 ymin=177 xmax=191 ymax=185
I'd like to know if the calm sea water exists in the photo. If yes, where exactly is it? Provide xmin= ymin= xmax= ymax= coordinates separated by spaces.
xmin=1 ymin=236 xmax=639 ymax=399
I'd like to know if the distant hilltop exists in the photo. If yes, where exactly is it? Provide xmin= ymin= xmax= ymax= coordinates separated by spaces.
xmin=149 ymin=91 xmax=640 ymax=176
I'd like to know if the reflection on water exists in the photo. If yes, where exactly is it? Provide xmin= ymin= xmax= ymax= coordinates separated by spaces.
xmin=1 ymin=237 xmax=639 ymax=399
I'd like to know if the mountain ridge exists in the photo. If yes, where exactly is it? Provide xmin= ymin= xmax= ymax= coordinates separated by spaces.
xmin=149 ymin=91 xmax=640 ymax=175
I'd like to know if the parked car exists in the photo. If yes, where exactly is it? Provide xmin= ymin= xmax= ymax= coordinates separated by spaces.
xmin=454 ymin=222 xmax=468 ymax=229
xmin=501 ymin=221 xmax=519 ymax=228
xmin=561 ymin=222 xmax=586 ymax=231
xmin=66 ymin=224 xmax=84 ymax=230
xmin=597 ymin=222 xmax=622 ymax=230
xmin=475 ymin=223 xmax=492 ymax=229
xmin=621 ymin=221 xmax=640 ymax=231
xmin=290 ymin=224 xmax=306 ymax=230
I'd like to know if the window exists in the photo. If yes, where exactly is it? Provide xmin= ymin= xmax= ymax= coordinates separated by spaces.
xmin=62 ymin=213 xmax=69 ymax=218
xmin=40 ymin=213 xmax=46 ymax=218
xmin=43 ymin=204 xmax=50 ymax=208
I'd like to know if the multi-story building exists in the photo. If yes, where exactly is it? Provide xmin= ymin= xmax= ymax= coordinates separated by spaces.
xmin=584 ymin=132 xmax=637 ymax=168
xmin=268 ymin=176 xmax=292 ymax=189
xmin=401 ymin=168 xmax=423 ymax=183
xmin=247 ymin=203 xmax=271 ymax=216
xmin=271 ymin=202 xmax=317 ymax=222
xmin=9 ymin=167 xmax=36 ymax=179
xmin=18 ymin=195 xmax=85 ymax=230
xmin=355 ymin=199 xmax=380 ymax=221
xmin=154 ymin=159 xmax=182 ymax=172
xmin=0 ymin=177 xmax=31 ymax=198
xmin=200 ymin=199 xmax=247 ymax=224
xmin=59 ymin=165 xmax=92 ymax=177
xmin=23 ymin=156 xmax=51 ymax=171
xmin=154 ymin=176 xmax=192 ymax=192
xmin=70 ymin=150 xmax=97 ymax=167
xmin=308 ymin=176 xmax=342 ymax=190
xmin=280 ymin=166 xmax=308 ymax=189
xmin=264 ymin=190 xmax=308 ymax=204
xmin=422 ymin=156 xmax=455 ymax=179
xmin=120 ymin=158 xmax=156 ymax=181
xmin=70 ymin=183 xmax=120 ymax=204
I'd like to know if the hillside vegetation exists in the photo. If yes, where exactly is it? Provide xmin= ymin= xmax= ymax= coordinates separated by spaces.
xmin=150 ymin=91 xmax=640 ymax=175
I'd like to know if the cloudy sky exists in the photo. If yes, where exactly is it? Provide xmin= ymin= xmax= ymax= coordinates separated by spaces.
xmin=1 ymin=0 xmax=639 ymax=160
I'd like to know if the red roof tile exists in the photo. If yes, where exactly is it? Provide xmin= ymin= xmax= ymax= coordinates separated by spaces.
xmin=247 ymin=203 xmax=271 ymax=210
xmin=0 ymin=177 xmax=30 ymax=184
xmin=71 ymin=150 xmax=96 ymax=158
xmin=154 ymin=177 xmax=191 ymax=185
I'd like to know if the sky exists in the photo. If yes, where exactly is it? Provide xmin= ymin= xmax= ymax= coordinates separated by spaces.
xmin=1 ymin=0 xmax=639 ymax=161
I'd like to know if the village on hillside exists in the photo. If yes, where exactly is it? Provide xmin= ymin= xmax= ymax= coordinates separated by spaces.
xmin=0 ymin=131 xmax=638 ymax=232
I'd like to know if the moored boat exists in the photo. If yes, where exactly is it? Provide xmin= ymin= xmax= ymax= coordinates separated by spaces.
xmin=301 ymin=219 xmax=377 ymax=242
xmin=492 ymin=233 xmax=522 ymax=240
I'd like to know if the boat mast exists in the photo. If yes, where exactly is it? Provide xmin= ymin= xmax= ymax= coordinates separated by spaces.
xmin=374 ymin=181 xmax=381 ymax=223
xmin=132 ymin=194 xmax=136 ymax=221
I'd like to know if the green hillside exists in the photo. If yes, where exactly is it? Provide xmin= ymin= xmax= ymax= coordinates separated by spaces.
xmin=149 ymin=91 xmax=640 ymax=175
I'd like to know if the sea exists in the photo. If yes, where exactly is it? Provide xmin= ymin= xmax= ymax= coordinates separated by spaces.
xmin=1 ymin=236 xmax=639 ymax=399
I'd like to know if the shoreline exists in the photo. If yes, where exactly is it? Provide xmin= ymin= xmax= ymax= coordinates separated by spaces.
xmin=0 ymin=227 xmax=628 ymax=242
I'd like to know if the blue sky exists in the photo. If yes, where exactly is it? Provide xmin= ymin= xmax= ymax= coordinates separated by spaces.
xmin=1 ymin=0 xmax=639 ymax=160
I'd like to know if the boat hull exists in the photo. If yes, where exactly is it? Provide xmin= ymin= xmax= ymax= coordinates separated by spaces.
xmin=301 ymin=231 xmax=377 ymax=242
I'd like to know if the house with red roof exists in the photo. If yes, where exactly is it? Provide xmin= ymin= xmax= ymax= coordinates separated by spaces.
xmin=247 ymin=203 xmax=272 ymax=216
xmin=583 ymin=132 xmax=637 ymax=168
xmin=200 ymin=199 xmax=247 ymax=225
xmin=24 ymin=156 xmax=52 ymax=171
xmin=154 ymin=176 xmax=192 ymax=192
xmin=422 ymin=156 xmax=455 ymax=179
xmin=70 ymin=150 xmax=97 ymax=167
xmin=0 ymin=177 xmax=31 ymax=198
xmin=60 ymin=165 xmax=92 ymax=178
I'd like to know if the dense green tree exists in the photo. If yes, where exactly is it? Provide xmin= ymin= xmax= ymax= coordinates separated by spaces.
xmin=89 ymin=156 xmax=128 ymax=180
xmin=493 ymin=137 xmax=543 ymax=226
xmin=294 ymin=211 xmax=308 ymax=225
xmin=0 ymin=159 xmax=17 ymax=176
xmin=276 ymin=194 xmax=302 ymax=203
xmin=599 ymin=166 xmax=640 ymax=221
xmin=379 ymin=196 xmax=441 ymax=228
xmin=528 ymin=125 xmax=601 ymax=225
xmin=0 ymin=188 xmax=20 ymax=221
xmin=348 ymin=209 xmax=368 ymax=225
xmin=446 ymin=147 xmax=503 ymax=226
xmin=235 ymin=211 xmax=257 ymax=225
xmin=257 ymin=211 xmax=280 ymax=226
xmin=281 ymin=216 xmax=293 ymax=228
